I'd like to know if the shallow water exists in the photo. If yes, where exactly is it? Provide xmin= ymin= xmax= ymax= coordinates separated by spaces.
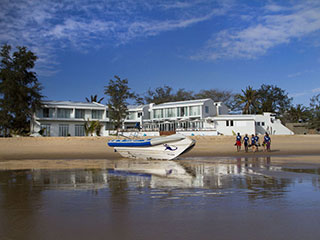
xmin=1 ymin=157 xmax=320 ymax=240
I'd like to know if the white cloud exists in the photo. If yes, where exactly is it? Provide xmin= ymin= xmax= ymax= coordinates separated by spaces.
xmin=312 ymin=88 xmax=320 ymax=93
xmin=290 ymin=87 xmax=320 ymax=99
xmin=194 ymin=1 xmax=320 ymax=60
xmin=0 ymin=0 xmax=227 ymax=75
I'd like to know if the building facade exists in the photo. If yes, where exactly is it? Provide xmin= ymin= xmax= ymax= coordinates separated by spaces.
xmin=31 ymin=99 xmax=293 ymax=136
xmin=31 ymin=101 xmax=110 ymax=137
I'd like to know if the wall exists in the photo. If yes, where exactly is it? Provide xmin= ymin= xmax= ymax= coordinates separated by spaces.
xmin=177 ymin=130 xmax=218 ymax=136
xmin=215 ymin=119 xmax=255 ymax=135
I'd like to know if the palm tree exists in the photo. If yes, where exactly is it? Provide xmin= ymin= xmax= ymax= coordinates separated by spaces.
xmin=85 ymin=94 xmax=104 ymax=103
xmin=285 ymin=104 xmax=310 ymax=123
xmin=235 ymin=86 xmax=257 ymax=114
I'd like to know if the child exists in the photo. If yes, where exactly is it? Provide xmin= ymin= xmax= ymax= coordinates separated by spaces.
xmin=235 ymin=132 xmax=242 ymax=152
xmin=251 ymin=134 xmax=257 ymax=152
xmin=255 ymin=134 xmax=260 ymax=151
xmin=263 ymin=133 xmax=271 ymax=152
xmin=243 ymin=134 xmax=249 ymax=152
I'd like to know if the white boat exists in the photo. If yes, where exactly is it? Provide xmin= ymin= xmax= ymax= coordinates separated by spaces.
xmin=107 ymin=134 xmax=196 ymax=160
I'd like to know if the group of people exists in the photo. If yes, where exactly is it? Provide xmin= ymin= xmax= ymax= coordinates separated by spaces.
xmin=235 ymin=132 xmax=271 ymax=153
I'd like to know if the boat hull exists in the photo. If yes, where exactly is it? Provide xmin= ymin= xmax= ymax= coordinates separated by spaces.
xmin=113 ymin=137 xmax=195 ymax=160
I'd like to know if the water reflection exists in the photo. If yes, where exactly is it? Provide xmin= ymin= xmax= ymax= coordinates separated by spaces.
xmin=1 ymin=157 xmax=319 ymax=197
xmin=1 ymin=157 xmax=320 ymax=240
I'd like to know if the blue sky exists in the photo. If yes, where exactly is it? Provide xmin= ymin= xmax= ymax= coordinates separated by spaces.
xmin=1 ymin=0 xmax=320 ymax=106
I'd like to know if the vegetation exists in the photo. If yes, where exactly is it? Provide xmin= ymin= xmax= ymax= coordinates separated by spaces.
xmin=143 ymin=85 xmax=235 ymax=108
xmin=234 ymin=84 xmax=292 ymax=117
xmin=256 ymin=84 xmax=292 ymax=115
xmin=308 ymin=93 xmax=320 ymax=131
xmin=85 ymin=94 xmax=104 ymax=103
xmin=84 ymin=119 xmax=102 ymax=136
xmin=194 ymin=89 xmax=235 ymax=109
xmin=0 ymin=44 xmax=43 ymax=136
xmin=234 ymin=86 xmax=258 ymax=114
xmin=283 ymin=104 xmax=310 ymax=123
xmin=104 ymin=75 xmax=136 ymax=133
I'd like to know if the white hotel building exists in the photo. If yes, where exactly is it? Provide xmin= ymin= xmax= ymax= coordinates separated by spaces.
xmin=31 ymin=98 xmax=293 ymax=136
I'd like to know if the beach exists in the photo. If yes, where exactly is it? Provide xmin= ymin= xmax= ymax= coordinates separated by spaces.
xmin=1 ymin=135 xmax=320 ymax=240
xmin=1 ymin=134 xmax=320 ymax=169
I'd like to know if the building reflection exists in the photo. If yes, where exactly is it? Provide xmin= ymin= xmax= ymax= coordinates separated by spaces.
xmin=1 ymin=157 xmax=313 ymax=198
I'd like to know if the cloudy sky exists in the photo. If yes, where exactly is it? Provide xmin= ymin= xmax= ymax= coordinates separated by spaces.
xmin=1 ymin=0 xmax=320 ymax=105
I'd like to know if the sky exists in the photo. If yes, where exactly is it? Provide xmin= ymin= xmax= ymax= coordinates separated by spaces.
xmin=1 ymin=0 xmax=320 ymax=106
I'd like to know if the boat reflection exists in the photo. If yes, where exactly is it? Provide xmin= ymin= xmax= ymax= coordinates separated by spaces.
xmin=1 ymin=157 xmax=318 ymax=196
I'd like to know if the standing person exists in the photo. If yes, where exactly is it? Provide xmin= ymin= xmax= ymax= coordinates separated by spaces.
xmin=251 ymin=134 xmax=257 ymax=152
xmin=235 ymin=132 xmax=242 ymax=152
xmin=243 ymin=134 xmax=249 ymax=152
xmin=264 ymin=133 xmax=271 ymax=152
xmin=255 ymin=134 xmax=260 ymax=152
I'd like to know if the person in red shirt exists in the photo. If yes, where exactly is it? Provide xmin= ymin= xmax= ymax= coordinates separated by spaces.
xmin=235 ymin=132 xmax=242 ymax=152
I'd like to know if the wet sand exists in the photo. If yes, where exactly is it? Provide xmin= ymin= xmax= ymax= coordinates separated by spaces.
xmin=1 ymin=135 xmax=320 ymax=170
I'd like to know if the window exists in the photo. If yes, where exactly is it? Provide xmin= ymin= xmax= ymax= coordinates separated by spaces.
xmin=92 ymin=110 xmax=103 ymax=119
xmin=262 ymin=122 xmax=265 ymax=126
xmin=226 ymin=120 xmax=234 ymax=127
xmin=190 ymin=106 xmax=200 ymax=116
xmin=75 ymin=109 xmax=85 ymax=119
xmin=257 ymin=122 xmax=261 ymax=126
xmin=127 ymin=112 xmax=136 ymax=120
xmin=43 ymin=108 xmax=49 ymax=117
xmin=40 ymin=124 xmax=51 ymax=136
xmin=75 ymin=125 xmax=85 ymax=136
xmin=59 ymin=124 xmax=69 ymax=136
xmin=205 ymin=106 xmax=209 ymax=114
xmin=154 ymin=109 xmax=163 ymax=119
xmin=177 ymin=107 xmax=188 ymax=117
xmin=42 ymin=108 xmax=53 ymax=118
xmin=57 ymin=109 xmax=71 ymax=118
xmin=138 ymin=112 xmax=142 ymax=118
xmin=165 ymin=108 xmax=176 ymax=118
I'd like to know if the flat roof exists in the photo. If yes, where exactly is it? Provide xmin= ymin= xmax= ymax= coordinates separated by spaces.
xmin=42 ymin=101 xmax=106 ymax=108
xmin=153 ymin=98 xmax=213 ymax=108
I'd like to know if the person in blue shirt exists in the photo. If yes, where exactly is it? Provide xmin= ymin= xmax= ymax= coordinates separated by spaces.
xmin=235 ymin=132 xmax=242 ymax=152
xmin=263 ymin=132 xmax=271 ymax=152
xmin=243 ymin=134 xmax=249 ymax=152
xmin=255 ymin=134 xmax=260 ymax=151
xmin=251 ymin=134 xmax=257 ymax=152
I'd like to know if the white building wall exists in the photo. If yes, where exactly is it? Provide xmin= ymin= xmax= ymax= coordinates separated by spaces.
xmin=32 ymin=100 xmax=294 ymax=137
xmin=217 ymin=103 xmax=229 ymax=115
xmin=215 ymin=119 xmax=255 ymax=135
xmin=203 ymin=99 xmax=215 ymax=118
xmin=254 ymin=113 xmax=293 ymax=135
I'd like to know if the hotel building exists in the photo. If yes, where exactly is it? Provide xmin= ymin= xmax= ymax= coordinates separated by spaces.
xmin=31 ymin=98 xmax=293 ymax=136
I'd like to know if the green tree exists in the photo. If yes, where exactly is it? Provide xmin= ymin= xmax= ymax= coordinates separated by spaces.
xmin=283 ymin=104 xmax=310 ymax=123
xmin=144 ymin=86 xmax=194 ymax=104
xmin=308 ymin=94 xmax=320 ymax=131
xmin=234 ymin=86 xmax=258 ymax=114
xmin=194 ymin=89 xmax=235 ymax=109
xmin=104 ymin=75 xmax=135 ymax=133
xmin=173 ymin=88 xmax=194 ymax=102
xmin=84 ymin=119 xmax=102 ymax=136
xmin=144 ymin=85 xmax=175 ymax=104
xmin=85 ymin=94 xmax=104 ymax=103
xmin=256 ymin=84 xmax=292 ymax=116
xmin=0 ymin=44 xmax=43 ymax=136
